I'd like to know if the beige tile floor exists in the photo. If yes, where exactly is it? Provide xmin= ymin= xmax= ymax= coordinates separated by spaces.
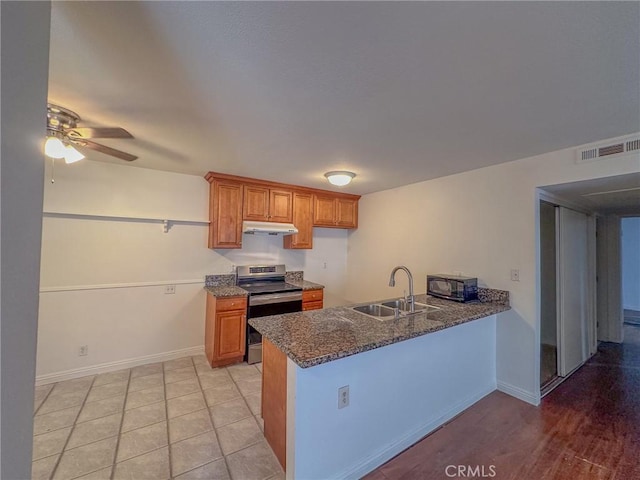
xmin=32 ymin=356 xmax=283 ymax=480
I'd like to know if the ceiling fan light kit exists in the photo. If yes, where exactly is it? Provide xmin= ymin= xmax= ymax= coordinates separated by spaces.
xmin=44 ymin=136 xmax=66 ymax=159
xmin=324 ymin=170 xmax=356 ymax=186
xmin=63 ymin=144 xmax=85 ymax=164
xmin=44 ymin=103 xmax=138 ymax=163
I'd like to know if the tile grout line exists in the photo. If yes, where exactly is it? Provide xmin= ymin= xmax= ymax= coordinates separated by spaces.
xmin=223 ymin=364 xmax=281 ymax=474
xmin=33 ymin=384 xmax=57 ymax=417
xmin=109 ymin=368 xmax=133 ymax=480
xmin=163 ymin=359 xmax=178 ymax=477
xmin=194 ymin=362 xmax=233 ymax=479
xmin=48 ymin=375 xmax=97 ymax=480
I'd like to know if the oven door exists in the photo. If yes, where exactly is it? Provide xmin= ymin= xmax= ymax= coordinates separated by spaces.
xmin=246 ymin=292 xmax=303 ymax=364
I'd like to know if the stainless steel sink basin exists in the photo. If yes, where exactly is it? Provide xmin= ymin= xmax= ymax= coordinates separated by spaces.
xmin=380 ymin=299 xmax=440 ymax=313
xmin=350 ymin=298 xmax=441 ymax=320
xmin=352 ymin=304 xmax=396 ymax=318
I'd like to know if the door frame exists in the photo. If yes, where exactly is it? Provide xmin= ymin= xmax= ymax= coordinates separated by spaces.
xmin=536 ymin=190 xmax=597 ymax=397
xmin=597 ymin=215 xmax=624 ymax=343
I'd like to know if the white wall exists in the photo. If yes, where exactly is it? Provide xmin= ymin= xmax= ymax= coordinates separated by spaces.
xmin=347 ymin=139 xmax=639 ymax=403
xmin=1 ymin=2 xmax=51 ymax=477
xmin=38 ymin=160 xmax=348 ymax=381
xmin=290 ymin=315 xmax=496 ymax=479
xmin=622 ymin=217 xmax=640 ymax=311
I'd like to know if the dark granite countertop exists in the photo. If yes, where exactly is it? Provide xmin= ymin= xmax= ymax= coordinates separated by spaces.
xmin=249 ymin=291 xmax=510 ymax=368
xmin=203 ymin=285 xmax=249 ymax=297
xmin=286 ymin=279 xmax=324 ymax=291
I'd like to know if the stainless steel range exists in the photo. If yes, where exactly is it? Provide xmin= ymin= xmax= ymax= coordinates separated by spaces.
xmin=237 ymin=264 xmax=303 ymax=364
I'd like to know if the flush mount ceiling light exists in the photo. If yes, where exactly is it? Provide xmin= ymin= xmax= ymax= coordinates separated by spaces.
xmin=324 ymin=171 xmax=356 ymax=186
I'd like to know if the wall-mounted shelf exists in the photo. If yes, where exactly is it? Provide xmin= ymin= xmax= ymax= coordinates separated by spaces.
xmin=43 ymin=211 xmax=210 ymax=233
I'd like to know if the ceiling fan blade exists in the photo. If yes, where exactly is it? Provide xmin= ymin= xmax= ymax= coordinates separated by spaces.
xmin=67 ymin=127 xmax=134 ymax=139
xmin=73 ymin=139 xmax=138 ymax=162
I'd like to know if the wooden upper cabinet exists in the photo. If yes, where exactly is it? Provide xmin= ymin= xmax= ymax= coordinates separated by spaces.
xmin=336 ymin=197 xmax=358 ymax=228
xmin=208 ymin=178 xmax=243 ymax=249
xmin=284 ymin=192 xmax=313 ymax=249
xmin=313 ymin=195 xmax=358 ymax=229
xmin=243 ymin=185 xmax=292 ymax=223
xmin=269 ymin=189 xmax=293 ymax=223
xmin=205 ymin=172 xmax=359 ymax=249
xmin=313 ymin=195 xmax=336 ymax=227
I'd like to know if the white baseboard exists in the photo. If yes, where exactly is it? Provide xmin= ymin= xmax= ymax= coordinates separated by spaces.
xmin=35 ymin=345 xmax=205 ymax=385
xmin=497 ymin=380 xmax=539 ymax=406
xmin=337 ymin=383 xmax=497 ymax=480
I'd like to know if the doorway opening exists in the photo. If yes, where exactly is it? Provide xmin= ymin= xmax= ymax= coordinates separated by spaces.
xmin=539 ymin=199 xmax=594 ymax=395
xmin=538 ymin=172 xmax=640 ymax=398
xmin=622 ymin=217 xmax=640 ymax=327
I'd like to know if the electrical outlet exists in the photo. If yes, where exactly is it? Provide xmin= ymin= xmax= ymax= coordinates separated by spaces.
xmin=510 ymin=269 xmax=520 ymax=282
xmin=323 ymin=262 xmax=327 ymax=269
xmin=164 ymin=285 xmax=176 ymax=294
xmin=78 ymin=345 xmax=88 ymax=356
xmin=338 ymin=385 xmax=349 ymax=409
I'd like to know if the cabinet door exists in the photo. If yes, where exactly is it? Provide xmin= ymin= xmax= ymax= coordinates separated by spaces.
xmin=210 ymin=180 xmax=243 ymax=249
xmin=284 ymin=192 xmax=313 ymax=249
xmin=269 ymin=190 xmax=293 ymax=223
xmin=335 ymin=198 xmax=358 ymax=228
xmin=215 ymin=310 xmax=246 ymax=360
xmin=313 ymin=195 xmax=336 ymax=227
xmin=243 ymin=185 xmax=270 ymax=221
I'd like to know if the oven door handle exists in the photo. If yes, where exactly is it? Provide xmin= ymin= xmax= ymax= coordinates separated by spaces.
xmin=249 ymin=291 xmax=303 ymax=306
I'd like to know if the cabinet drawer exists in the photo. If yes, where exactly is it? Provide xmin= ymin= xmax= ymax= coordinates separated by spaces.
xmin=303 ymin=300 xmax=323 ymax=311
xmin=302 ymin=289 xmax=323 ymax=302
xmin=216 ymin=296 xmax=247 ymax=312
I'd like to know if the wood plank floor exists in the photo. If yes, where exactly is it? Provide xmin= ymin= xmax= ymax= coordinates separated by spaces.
xmin=364 ymin=325 xmax=640 ymax=480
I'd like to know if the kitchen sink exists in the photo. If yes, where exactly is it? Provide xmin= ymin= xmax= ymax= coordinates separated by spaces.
xmin=380 ymin=299 xmax=440 ymax=313
xmin=352 ymin=304 xmax=396 ymax=318
xmin=350 ymin=298 xmax=441 ymax=320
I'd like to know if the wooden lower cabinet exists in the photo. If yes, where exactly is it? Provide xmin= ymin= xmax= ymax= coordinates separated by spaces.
xmin=262 ymin=339 xmax=288 ymax=470
xmin=302 ymin=289 xmax=324 ymax=310
xmin=205 ymin=294 xmax=248 ymax=368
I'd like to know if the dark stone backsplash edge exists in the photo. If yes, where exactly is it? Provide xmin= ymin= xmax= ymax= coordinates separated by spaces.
xmin=205 ymin=270 xmax=305 ymax=287
xmin=204 ymin=274 xmax=236 ymax=287
xmin=478 ymin=287 xmax=509 ymax=305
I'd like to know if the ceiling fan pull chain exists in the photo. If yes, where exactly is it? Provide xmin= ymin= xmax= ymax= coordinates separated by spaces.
xmin=51 ymin=157 xmax=55 ymax=184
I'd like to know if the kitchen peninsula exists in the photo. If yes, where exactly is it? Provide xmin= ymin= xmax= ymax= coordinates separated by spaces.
xmin=250 ymin=290 xmax=510 ymax=479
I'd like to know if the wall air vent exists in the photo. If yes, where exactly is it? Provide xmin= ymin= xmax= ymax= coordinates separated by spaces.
xmin=576 ymin=133 xmax=640 ymax=163
xmin=626 ymin=139 xmax=640 ymax=152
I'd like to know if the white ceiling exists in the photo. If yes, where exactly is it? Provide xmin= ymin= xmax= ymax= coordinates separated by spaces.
xmin=542 ymin=172 xmax=640 ymax=216
xmin=48 ymin=1 xmax=640 ymax=195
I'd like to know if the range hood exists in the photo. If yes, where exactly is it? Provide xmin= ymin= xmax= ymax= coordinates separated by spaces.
xmin=243 ymin=221 xmax=298 ymax=236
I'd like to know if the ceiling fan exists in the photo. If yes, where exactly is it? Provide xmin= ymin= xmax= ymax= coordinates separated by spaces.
xmin=45 ymin=103 xmax=137 ymax=163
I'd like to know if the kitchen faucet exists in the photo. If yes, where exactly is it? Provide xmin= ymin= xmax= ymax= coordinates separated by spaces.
xmin=389 ymin=266 xmax=415 ymax=313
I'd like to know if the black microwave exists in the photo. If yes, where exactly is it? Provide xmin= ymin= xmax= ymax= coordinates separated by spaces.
xmin=427 ymin=274 xmax=478 ymax=302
